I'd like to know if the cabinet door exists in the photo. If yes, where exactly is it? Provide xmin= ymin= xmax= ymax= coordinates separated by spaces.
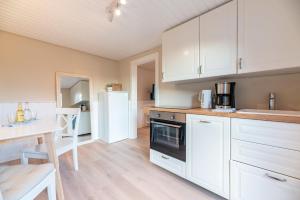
xmin=200 ymin=0 xmax=237 ymax=78
xmin=70 ymin=87 xmax=75 ymax=105
xmin=78 ymin=112 xmax=91 ymax=135
xmin=70 ymin=85 xmax=77 ymax=105
xmin=186 ymin=114 xmax=230 ymax=199
xmin=80 ymin=81 xmax=90 ymax=101
xmin=70 ymin=82 xmax=81 ymax=105
xmin=162 ymin=17 xmax=200 ymax=82
xmin=70 ymin=81 xmax=89 ymax=105
xmin=231 ymin=161 xmax=300 ymax=200
xmin=238 ymin=0 xmax=300 ymax=73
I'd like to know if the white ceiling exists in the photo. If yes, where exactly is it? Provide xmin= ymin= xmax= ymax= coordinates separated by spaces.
xmin=60 ymin=76 xmax=88 ymax=89
xmin=0 ymin=0 xmax=228 ymax=60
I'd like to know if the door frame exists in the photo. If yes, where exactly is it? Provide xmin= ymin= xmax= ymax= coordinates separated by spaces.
xmin=129 ymin=52 xmax=160 ymax=139
xmin=55 ymin=72 xmax=96 ymax=144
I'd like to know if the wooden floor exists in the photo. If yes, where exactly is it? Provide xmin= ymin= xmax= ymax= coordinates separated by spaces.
xmin=37 ymin=128 xmax=224 ymax=200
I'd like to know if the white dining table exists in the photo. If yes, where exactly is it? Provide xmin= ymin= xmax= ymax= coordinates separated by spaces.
xmin=0 ymin=119 xmax=64 ymax=200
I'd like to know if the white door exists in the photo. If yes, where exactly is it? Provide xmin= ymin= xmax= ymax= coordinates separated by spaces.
xmin=186 ymin=114 xmax=230 ymax=199
xmin=238 ymin=0 xmax=300 ymax=73
xmin=231 ymin=161 xmax=300 ymax=200
xmin=200 ymin=0 xmax=237 ymax=78
xmin=162 ymin=17 xmax=200 ymax=82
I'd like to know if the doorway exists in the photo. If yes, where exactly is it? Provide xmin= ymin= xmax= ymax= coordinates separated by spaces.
xmin=56 ymin=72 xmax=94 ymax=145
xmin=137 ymin=61 xmax=155 ymax=129
xmin=130 ymin=52 xmax=160 ymax=139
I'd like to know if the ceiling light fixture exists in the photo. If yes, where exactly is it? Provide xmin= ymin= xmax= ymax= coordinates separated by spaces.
xmin=106 ymin=0 xmax=127 ymax=22
xmin=119 ymin=0 xmax=127 ymax=5
xmin=114 ymin=8 xmax=121 ymax=16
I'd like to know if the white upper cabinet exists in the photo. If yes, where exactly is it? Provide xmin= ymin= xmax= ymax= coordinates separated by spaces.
xmin=238 ymin=0 xmax=300 ymax=73
xmin=70 ymin=81 xmax=89 ymax=105
xmin=186 ymin=114 xmax=230 ymax=199
xmin=200 ymin=0 xmax=237 ymax=78
xmin=162 ymin=0 xmax=300 ymax=81
xmin=162 ymin=1 xmax=238 ymax=82
xmin=162 ymin=17 xmax=200 ymax=82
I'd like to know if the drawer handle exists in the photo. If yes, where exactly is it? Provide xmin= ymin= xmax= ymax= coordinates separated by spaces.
xmin=265 ymin=173 xmax=287 ymax=182
xmin=199 ymin=120 xmax=211 ymax=124
xmin=161 ymin=155 xmax=169 ymax=160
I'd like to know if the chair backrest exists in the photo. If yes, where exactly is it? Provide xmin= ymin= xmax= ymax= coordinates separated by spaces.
xmin=56 ymin=108 xmax=81 ymax=138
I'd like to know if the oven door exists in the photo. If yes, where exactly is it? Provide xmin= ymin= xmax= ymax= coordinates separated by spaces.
xmin=150 ymin=119 xmax=186 ymax=161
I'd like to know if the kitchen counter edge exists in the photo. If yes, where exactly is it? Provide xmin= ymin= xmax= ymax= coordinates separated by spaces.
xmin=144 ymin=107 xmax=300 ymax=124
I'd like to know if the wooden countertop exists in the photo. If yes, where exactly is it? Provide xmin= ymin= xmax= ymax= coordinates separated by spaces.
xmin=144 ymin=107 xmax=300 ymax=124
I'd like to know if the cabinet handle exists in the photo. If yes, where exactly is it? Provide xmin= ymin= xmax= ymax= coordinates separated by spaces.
xmin=199 ymin=120 xmax=211 ymax=124
xmin=238 ymin=58 xmax=242 ymax=69
xmin=161 ymin=155 xmax=169 ymax=160
xmin=265 ymin=173 xmax=287 ymax=182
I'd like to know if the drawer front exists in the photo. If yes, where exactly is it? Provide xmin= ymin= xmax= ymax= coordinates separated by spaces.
xmin=232 ymin=139 xmax=300 ymax=179
xmin=150 ymin=149 xmax=186 ymax=178
xmin=231 ymin=118 xmax=300 ymax=151
xmin=231 ymin=161 xmax=300 ymax=200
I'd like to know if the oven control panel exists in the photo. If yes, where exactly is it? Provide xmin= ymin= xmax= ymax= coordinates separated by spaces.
xmin=150 ymin=111 xmax=186 ymax=123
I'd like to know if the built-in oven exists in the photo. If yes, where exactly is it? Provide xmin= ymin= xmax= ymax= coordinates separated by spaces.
xmin=150 ymin=111 xmax=186 ymax=162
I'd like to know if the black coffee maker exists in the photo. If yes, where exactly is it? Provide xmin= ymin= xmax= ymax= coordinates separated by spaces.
xmin=215 ymin=81 xmax=236 ymax=109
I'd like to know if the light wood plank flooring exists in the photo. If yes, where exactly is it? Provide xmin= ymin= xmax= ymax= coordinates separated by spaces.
xmin=37 ymin=128 xmax=225 ymax=200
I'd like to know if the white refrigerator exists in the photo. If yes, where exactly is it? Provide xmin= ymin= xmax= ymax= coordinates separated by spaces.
xmin=98 ymin=91 xmax=129 ymax=143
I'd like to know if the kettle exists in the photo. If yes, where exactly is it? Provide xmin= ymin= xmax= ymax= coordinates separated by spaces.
xmin=199 ymin=90 xmax=212 ymax=109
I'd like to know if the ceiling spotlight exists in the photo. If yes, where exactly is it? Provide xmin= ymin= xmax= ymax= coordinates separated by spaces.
xmin=119 ymin=0 xmax=127 ymax=5
xmin=106 ymin=0 xmax=127 ymax=22
xmin=114 ymin=8 xmax=121 ymax=16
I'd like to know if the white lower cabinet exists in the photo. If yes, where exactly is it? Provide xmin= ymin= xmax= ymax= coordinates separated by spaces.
xmin=186 ymin=114 xmax=230 ymax=199
xmin=78 ymin=112 xmax=91 ymax=136
xmin=150 ymin=149 xmax=186 ymax=178
xmin=231 ymin=118 xmax=300 ymax=200
xmin=151 ymin=115 xmax=300 ymax=199
xmin=231 ymin=161 xmax=300 ymax=200
xmin=232 ymin=139 xmax=300 ymax=179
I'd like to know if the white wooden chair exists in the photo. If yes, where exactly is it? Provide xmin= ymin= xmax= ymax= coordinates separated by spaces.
xmin=21 ymin=108 xmax=81 ymax=171
xmin=0 ymin=163 xmax=56 ymax=200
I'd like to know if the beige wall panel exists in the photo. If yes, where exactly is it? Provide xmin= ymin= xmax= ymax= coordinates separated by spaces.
xmin=0 ymin=31 xmax=120 ymax=102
